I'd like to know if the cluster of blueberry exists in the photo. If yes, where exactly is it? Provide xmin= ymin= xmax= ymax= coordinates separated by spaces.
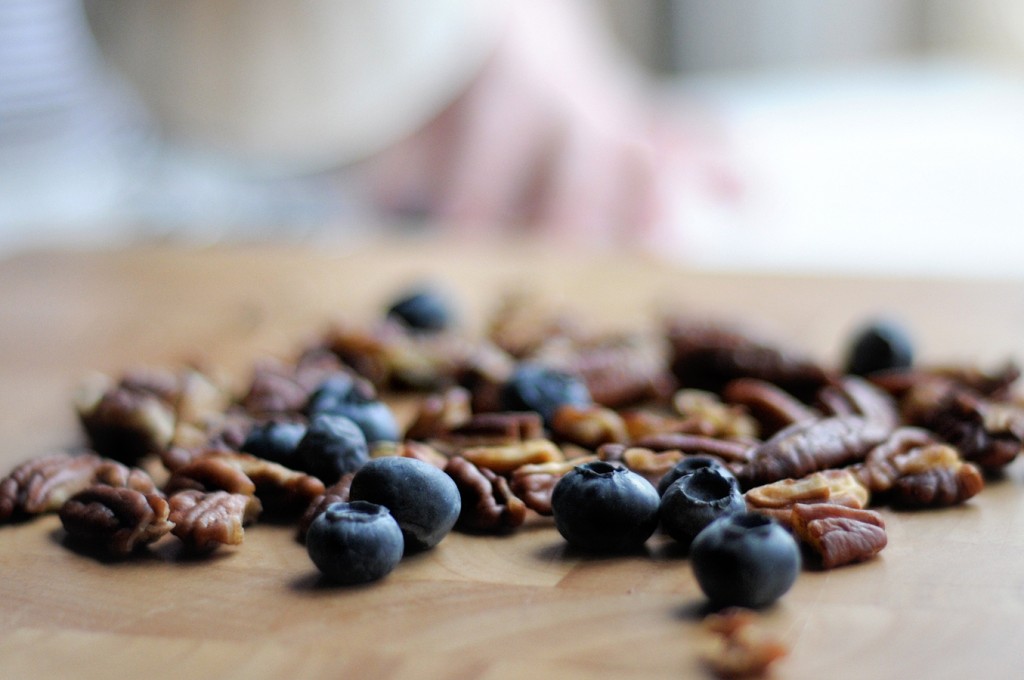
xmin=552 ymin=457 xmax=799 ymax=608
xmin=263 ymin=290 xmax=919 ymax=602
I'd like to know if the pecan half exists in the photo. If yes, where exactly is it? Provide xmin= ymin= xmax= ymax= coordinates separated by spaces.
xmin=854 ymin=427 xmax=939 ymax=493
xmin=404 ymin=387 xmax=473 ymax=441
xmin=239 ymin=359 xmax=316 ymax=416
xmin=168 ymin=490 xmax=261 ymax=551
xmin=0 ymin=452 xmax=104 ymax=521
xmin=816 ymin=376 xmax=900 ymax=431
xmin=888 ymin=444 xmax=984 ymax=508
xmin=744 ymin=469 xmax=869 ymax=527
xmin=59 ymin=485 xmax=174 ymax=555
xmin=92 ymin=460 xmax=160 ymax=495
xmin=445 ymin=456 xmax=527 ymax=532
xmin=76 ymin=378 xmax=176 ymax=463
xmin=902 ymin=380 xmax=1022 ymax=471
xmin=700 ymin=608 xmax=789 ymax=679
xmin=629 ymin=433 xmax=755 ymax=465
xmin=550 ymin=404 xmax=629 ymax=449
xmin=166 ymin=450 xmax=324 ymax=513
xmin=736 ymin=415 xmax=892 ymax=489
xmin=666 ymin=319 xmax=833 ymax=401
xmin=459 ymin=439 xmax=564 ymax=475
xmin=673 ymin=389 xmax=760 ymax=440
xmin=440 ymin=411 xmax=545 ymax=448
xmin=722 ymin=378 xmax=817 ymax=437
xmin=165 ymin=456 xmax=257 ymax=497
xmin=620 ymin=410 xmax=694 ymax=440
xmin=790 ymin=503 xmax=887 ymax=569
xmin=616 ymin=447 xmax=684 ymax=488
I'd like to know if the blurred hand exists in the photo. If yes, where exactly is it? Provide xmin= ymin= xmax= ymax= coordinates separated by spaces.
xmin=368 ymin=0 xmax=702 ymax=248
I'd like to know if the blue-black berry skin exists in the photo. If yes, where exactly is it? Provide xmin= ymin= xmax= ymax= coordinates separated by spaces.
xmin=659 ymin=467 xmax=746 ymax=549
xmin=656 ymin=456 xmax=737 ymax=497
xmin=500 ymin=363 xmax=592 ymax=426
xmin=306 ymin=501 xmax=404 ymax=585
xmin=386 ymin=289 xmax=454 ymax=333
xmin=690 ymin=512 xmax=801 ymax=609
xmin=295 ymin=414 xmax=369 ymax=484
xmin=348 ymin=456 xmax=461 ymax=552
xmin=241 ymin=420 xmax=307 ymax=466
xmin=845 ymin=319 xmax=914 ymax=376
xmin=306 ymin=376 xmax=399 ymax=444
xmin=551 ymin=461 xmax=660 ymax=552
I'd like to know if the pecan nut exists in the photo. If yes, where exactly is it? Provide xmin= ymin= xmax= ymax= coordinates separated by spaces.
xmin=165 ymin=456 xmax=257 ymax=497
xmin=445 ymin=456 xmax=527 ymax=532
xmin=854 ymin=427 xmax=938 ymax=493
xmin=736 ymin=415 xmax=892 ymax=489
xmin=168 ymin=490 xmax=261 ymax=551
xmin=439 ymin=412 xmax=544 ymax=449
xmin=550 ymin=404 xmax=629 ymax=449
xmin=59 ymin=485 xmax=174 ymax=555
xmin=0 ymin=452 xmax=104 ymax=521
xmin=789 ymin=503 xmax=887 ymax=569
xmin=722 ymin=378 xmax=817 ymax=437
xmin=744 ymin=469 xmax=869 ymax=527
xmin=888 ymin=444 xmax=984 ymax=508
xmin=666 ymin=318 xmax=833 ymax=401
xmin=403 ymin=386 xmax=473 ymax=441
xmin=901 ymin=380 xmax=1022 ymax=472
xmin=673 ymin=388 xmax=760 ymax=440
xmin=700 ymin=608 xmax=789 ymax=679
xmin=76 ymin=377 xmax=176 ymax=463
xmin=459 ymin=439 xmax=564 ymax=475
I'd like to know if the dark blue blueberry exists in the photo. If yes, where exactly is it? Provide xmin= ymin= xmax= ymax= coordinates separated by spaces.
xmin=306 ymin=376 xmax=399 ymax=444
xmin=690 ymin=512 xmax=801 ymax=609
xmin=348 ymin=456 xmax=461 ymax=552
xmin=656 ymin=455 xmax=737 ymax=497
xmin=240 ymin=420 xmax=307 ymax=466
xmin=386 ymin=288 xmax=454 ymax=333
xmin=305 ymin=501 xmax=404 ymax=584
xmin=658 ymin=467 xmax=745 ymax=549
xmin=500 ymin=362 xmax=592 ymax=426
xmin=551 ymin=461 xmax=660 ymax=552
xmin=845 ymin=319 xmax=914 ymax=376
xmin=295 ymin=413 xmax=369 ymax=484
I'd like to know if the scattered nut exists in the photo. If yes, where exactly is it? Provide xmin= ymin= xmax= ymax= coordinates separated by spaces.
xmin=790 ymin=503 xmax=887 ymax=569
xmin=550 ymin=404 xmax=629 ymax=448
xmin=168 ymin=490 xmax=261 ymax=551
xmin=700 ymin=608 xmax=789 ymax=679
xmin=59 ymin=485 xmax=174 ymax=556
xmin=445 ymin=456 xmax=527 ymax=532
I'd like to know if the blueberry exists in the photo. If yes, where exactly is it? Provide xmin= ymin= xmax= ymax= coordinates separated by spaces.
xmin=500 ymin=362 xmax=592 ymax=426
xmin=306 ymin=376 xmax=399 ymax=444
xmin=845 ymin=319 xmax=914 ymax=376
xmin=240 ymin=420 xmax=307 ymax=466
xmin=551 ymin=461 xmax=660 ymax=552
xmin=656 ymin=456 xmax=737 ymax=497
xmin=348 ymin=457 xmax=461 ymax=552
xmin=658 ymin=467 xmax=745 ymax=550
xmin=305 ymin=501 xmax=404 ymax=585
xmin=690 ymin=512 xmax=801 ymax=609
xmin=386 ymin=288 xmax=454 ymax=333
xmin=295 ymin=413 xmax=369 ymax=484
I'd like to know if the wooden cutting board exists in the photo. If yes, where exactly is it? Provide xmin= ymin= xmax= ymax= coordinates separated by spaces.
xmin=2 ymin=238 xmax=1023 ymax=680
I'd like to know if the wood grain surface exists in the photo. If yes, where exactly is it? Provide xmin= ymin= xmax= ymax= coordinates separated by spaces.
xmin=2 ymin=238 xmax=1024 ymax=680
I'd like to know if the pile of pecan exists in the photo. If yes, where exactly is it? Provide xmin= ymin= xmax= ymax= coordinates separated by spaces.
xmin=2 ymin=294 xmax=1023 ymax=580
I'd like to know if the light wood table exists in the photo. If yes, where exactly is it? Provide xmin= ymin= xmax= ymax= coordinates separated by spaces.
xmin=2 ymin=239 xmax=1023 ymax=679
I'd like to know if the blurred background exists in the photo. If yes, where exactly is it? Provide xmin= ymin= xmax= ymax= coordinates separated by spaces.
xmin=1 ymin=0 xmax=1021 ymax=277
